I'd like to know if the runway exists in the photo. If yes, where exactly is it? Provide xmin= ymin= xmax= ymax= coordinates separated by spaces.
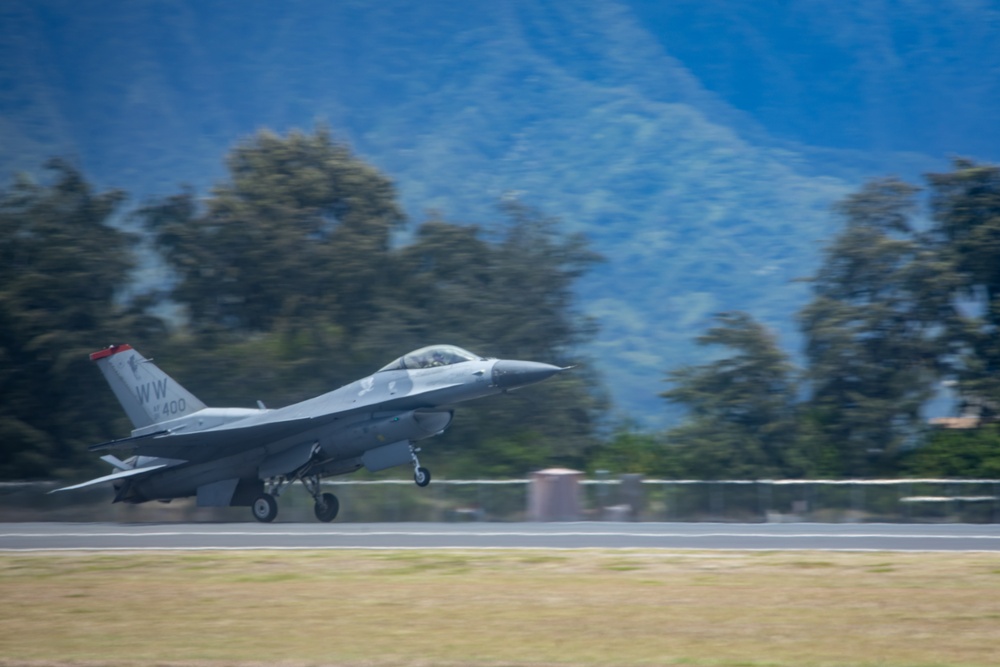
xmin=2 ymin=522 xmax=1000 ymax=551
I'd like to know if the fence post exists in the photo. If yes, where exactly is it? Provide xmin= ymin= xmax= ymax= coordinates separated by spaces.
xmin=851 ymin=483 xmax=864 ymax=519
xmin=620 ymin=474 xmax=645 ymax=521
xmin=903 ymin=482 xmax=911 ymax=523
xmin=757 ymin=481 xmax=770 ymax=522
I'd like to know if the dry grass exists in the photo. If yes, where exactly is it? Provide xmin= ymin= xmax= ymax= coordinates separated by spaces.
xmin=1 ymin=550 xmax=999 ymax=667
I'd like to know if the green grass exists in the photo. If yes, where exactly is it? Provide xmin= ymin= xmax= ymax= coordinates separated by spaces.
xmin=1 ymin=550 xmax=999 ymax=666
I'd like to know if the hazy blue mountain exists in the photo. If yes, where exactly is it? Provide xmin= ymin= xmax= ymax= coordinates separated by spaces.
xmin=2 ymin=0 xmax=998 ymax=425
xmin=627 ymin=1 xmax=1000 ymax=161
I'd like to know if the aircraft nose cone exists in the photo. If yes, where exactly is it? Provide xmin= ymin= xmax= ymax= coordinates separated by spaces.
xmin=492 ymin=360 xmax=565 ymax=389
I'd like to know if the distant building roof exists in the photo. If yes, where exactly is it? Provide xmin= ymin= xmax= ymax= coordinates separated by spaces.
xmin=928 ymin=416 xmax=981 ymax=429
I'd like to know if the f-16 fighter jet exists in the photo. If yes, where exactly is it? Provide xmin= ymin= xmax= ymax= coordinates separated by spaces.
xmin=54 ymin=344 xmax=565 ymax=522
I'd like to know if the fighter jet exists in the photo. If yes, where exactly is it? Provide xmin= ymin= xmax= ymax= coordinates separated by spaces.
xmin=54 ymin=344 xmax=566 ymax=522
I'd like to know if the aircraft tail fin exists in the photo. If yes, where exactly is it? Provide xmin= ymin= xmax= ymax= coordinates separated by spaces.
xmin=90 ymin=344 xmax=207 ymax=428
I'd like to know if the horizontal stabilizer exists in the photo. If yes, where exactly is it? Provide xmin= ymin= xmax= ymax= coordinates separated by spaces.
xmin=100 ymin=455 xmax=130 ymax=471
xmin=50 ymin=464 xmax=170 ymax=493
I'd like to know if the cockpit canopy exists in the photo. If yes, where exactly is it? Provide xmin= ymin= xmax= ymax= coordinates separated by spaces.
xmin=378 ymin=345 xmax=485 ymax=372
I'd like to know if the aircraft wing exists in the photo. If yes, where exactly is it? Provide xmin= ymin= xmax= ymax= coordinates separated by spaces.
xmin=88 ymin=415 xmax=324 ymax=462
xmin=50 ymin=464 xmax=172 ymax=493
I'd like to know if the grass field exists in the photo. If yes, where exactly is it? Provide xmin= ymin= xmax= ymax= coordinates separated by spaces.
xmin=1 ymin=550 xmax=999 ymax=666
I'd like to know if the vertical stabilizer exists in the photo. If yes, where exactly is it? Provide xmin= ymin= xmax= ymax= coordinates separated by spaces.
xmin=90 ymin=344 xmax=207 ymax=428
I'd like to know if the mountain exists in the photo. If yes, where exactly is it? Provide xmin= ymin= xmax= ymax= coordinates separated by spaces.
xmin=2 ymin=0 xmax=998 ymax=425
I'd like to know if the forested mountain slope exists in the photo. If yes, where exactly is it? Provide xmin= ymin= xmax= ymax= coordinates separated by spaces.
xmin=2 ymin=0 xmax=997 ymax=424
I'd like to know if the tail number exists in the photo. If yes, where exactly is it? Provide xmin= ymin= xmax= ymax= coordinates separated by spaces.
xmin=157 ymin=398 xmax=187 ymax=417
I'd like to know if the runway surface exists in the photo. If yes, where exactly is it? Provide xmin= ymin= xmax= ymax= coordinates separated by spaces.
xmin=2 ymin=522 xmax=1000 ymax=551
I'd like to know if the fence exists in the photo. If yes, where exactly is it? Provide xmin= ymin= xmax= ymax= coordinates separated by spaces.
xmin=634 ymin=479 xmax=1000 ymax=523
xmin=3 ymin=478 xmax=1000 ymax=523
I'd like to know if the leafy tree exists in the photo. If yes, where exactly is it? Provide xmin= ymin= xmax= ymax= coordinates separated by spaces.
xmin=926 ymin=160 xmax=1000 ymax=419
xmin=138 ymin=127 xmax=407 ymax=403
xmin=798 ymin=178 xmax=954 ymax=476
xmin=362 ymin=202 xmax=599 ymax=358
xmin=0 ymin=160 xmax=161 ymax=479
xmin=660 ymin=311 xmax=801 ymax=479
xmin=903 ymin=426 xmax=1000 ymax=478
xmin=142 ymin=126 xmax=403 ymax=340
xmin=587 ymin=429 xmax=681 ymax=477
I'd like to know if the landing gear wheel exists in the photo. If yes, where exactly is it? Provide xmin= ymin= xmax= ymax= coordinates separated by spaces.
xmin=414 ymin=466 xmax=431 ymax=487
xmin=314 ymin=492 xmax=340 ymax=523
xmin=252 ymin=493 xmax=278 ymax=523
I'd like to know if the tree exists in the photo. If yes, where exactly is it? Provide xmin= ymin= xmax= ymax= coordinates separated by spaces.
xmin=143 ymin=126 xmax=404 ymax=339
xmin=903 ymin=426 xmax=1000 ymax=478
xmin=661 ymin=311 xmax=801 ymax=479
xmin=138 ymin=127 xmax=408 ymax=403
xmin=926 ymin=160 xmax=1000 ymax=419
xmin=798 ymin=178 xmax=954 ymax=476
xmin=587 ymin=428 xmax=681 ymax=477
xmin=0 ymin=160 xmax=161 ymax=479
xmin=364 ymin=201 xmax=600 ymax=357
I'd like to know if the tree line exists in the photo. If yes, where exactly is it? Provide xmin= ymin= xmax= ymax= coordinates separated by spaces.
xmin=2 ymin=127 xmax=999 ymax=480
xmin=604 ymin=161 xmax=1000 ymax=479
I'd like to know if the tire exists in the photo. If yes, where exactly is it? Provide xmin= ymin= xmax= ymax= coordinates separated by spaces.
xmin=251 ymin=493 xmax=278 ymax=523
xmin=314 ymin=492 xmax=340 ymax=522
xmin=414 ymin=466 xmax=431 ymax=487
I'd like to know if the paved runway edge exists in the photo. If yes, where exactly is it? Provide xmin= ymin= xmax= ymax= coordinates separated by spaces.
xmin=2 ymin=522 xmax=1000 ymax=552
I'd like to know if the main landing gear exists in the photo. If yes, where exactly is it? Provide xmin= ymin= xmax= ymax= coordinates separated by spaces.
xmin=314 ymin=492 xmax=340 ymax=522
xmin=303 ymin=475 xmax=339 ymax=523
xmin=411 ymin=445 xmax=431 ymax=487
xmin=251 ymin=473 xmax=341 ymax=523
xmin=252 ymin=493 xmax=278 ymax=523
xmin=251 ymin=445 xmax=432 ymax=523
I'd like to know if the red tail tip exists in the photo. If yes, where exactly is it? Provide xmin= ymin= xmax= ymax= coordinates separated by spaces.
xmin=89 ymin=344 xmax=133 ymax=361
